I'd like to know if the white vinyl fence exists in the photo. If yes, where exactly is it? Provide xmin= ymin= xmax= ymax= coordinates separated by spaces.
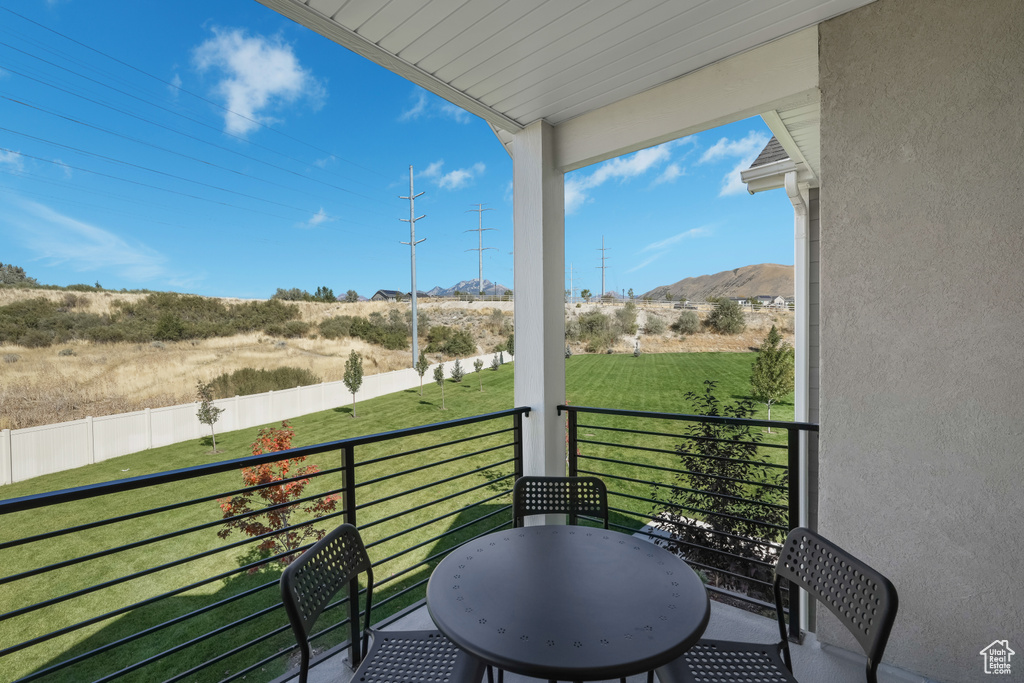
xmin=0 ymin=353 xmax=510 ymax=485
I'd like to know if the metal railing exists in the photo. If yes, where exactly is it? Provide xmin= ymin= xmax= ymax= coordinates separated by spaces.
xmin=559 ymin=404 xmax=817 ymax=640
xmin=0 ymin=408 xmax=527 ymax=683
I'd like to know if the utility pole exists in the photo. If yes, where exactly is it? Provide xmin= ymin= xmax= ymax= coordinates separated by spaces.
xmin=400 ymin=166 xmax=425 ymax=367
xmin=597 ymin=235 xmax=609 ymax=298
xmin=466 ymin=203 xmax=496 ymax=297
xmin=566 ymin=262 xmax=579 ymax=303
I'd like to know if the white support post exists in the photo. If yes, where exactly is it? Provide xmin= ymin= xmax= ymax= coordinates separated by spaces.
xmin=786 ymin=171 xmax=810 ymax=634
xmin=86 ymin=416 xmax=95 ymax=465
xmin=1 ymin=429 xmax=12 ymax=485
xmin=512 ymin=120 xmax=566 ymax=485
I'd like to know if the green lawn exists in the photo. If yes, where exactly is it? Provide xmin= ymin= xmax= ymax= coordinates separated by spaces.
xmin=0 ymin=352 xmax=792 ymax=683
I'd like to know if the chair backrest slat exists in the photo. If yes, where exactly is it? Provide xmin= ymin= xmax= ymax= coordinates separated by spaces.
xmin=513 ymin=476 xmax=609 ymax=528
xmin=776 ymin=528 xmax=898 ymax=671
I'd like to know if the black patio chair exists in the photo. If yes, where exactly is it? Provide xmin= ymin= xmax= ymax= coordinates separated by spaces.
xmin=280 ymin=523 xmax=488 ymax=683
xmin=655 ymin=527 xmax=899 ymax=683
xmin=512 ymin=475 xmax=609 ymax=528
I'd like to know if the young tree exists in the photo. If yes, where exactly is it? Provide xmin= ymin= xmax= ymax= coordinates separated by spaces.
xmin=344 ymin=289 xmax=359 ymax=303
xmin=506 ymin=332 xmax=515 ymax=357
xmin=433 ymin=363 xmax=446 ymax=409
xmin=313 ymin=286 xmax=335 ymax=302
xmin=750 ymin=325 xmax=795 ymax=429
xmin=473 ymin=358 xmax=484 ymax=390
xmin=217 ymin=421 xmax=338 ymax=570
xmin=490 ymin=354 xmax=500 ymax=371
xmin=706 ymin=297 xmax=746 ymax=334
xmin=414 ymin=350 xmax=430 ymax=395
xmin=580 ymin=288 xmax=592 ymax=302
xmin=195 ymin=380 xmax=225 ymax=452
xmin=450 ymin=358 xmax=465 ymax=382
xmin=650 ymin=381 xmax=786 ymax=598
xmin=627 ymin=288 xmax=634 ymax=300
xmin=343 ymin=350 xmax=363 ymax=417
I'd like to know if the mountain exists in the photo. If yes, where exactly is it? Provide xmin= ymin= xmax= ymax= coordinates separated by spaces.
xmin=425 ymin=279 xmax=509 ymax=297
xmin=641 ymin=263 xmax=793 ymax=301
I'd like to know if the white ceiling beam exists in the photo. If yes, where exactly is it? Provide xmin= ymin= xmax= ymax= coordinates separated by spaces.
xmin=552 ymin=28 xmax=819 ymax=173
xmin=256 ymin=0 xmax=525 ymax=133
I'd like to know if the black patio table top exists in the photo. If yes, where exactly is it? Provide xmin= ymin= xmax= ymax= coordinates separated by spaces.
xmin=426 ymin=525 xmax=710 ymax=681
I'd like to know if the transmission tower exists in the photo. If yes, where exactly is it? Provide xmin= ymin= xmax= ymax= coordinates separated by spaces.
xmin=566 ymin=262 xmax=579 ymax=303
xmin=597 ymin=235 xmax=610 ymax=298
xmin=400 ymin=165 xmax=425 ymax=366
xmin=465 ymin=203 xmax=496 ymax=296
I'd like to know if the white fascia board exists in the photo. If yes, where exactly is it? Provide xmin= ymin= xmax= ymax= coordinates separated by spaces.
xmin=552 ymin=27 xmax=819 ymax=173
xmin=256 ymin=0 xmax=524 ymax=134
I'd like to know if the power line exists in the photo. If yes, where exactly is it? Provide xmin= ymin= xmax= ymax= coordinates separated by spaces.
xmin=0 ymin=7 xmax=391 ymax=181
xmin=465 ymin=203 xmax=496 ymax=297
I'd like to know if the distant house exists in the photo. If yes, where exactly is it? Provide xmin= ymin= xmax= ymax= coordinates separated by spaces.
xmin=370 ymin=289 xmax=403 ymax=302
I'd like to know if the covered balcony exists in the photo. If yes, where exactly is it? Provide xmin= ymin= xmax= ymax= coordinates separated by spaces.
xmin=2 ymin=0 xmax=1022 ymax=682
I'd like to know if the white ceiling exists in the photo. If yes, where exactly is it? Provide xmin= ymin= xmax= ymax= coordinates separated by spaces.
xmin=257 ymin=0 xmax=874 ymax=137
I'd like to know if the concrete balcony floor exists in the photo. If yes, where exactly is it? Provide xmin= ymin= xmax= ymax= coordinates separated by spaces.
xmin=288 ymin=598 xmax=931 ymax=683
xmin=281 ymin=529 xmax=933 ymax=683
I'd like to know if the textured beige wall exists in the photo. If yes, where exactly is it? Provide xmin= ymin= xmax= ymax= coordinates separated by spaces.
xmin=818 ymin=1 xmax=1024 ymax=681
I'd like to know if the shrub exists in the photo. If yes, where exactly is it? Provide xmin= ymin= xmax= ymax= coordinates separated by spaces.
xmin=426 ymin=326 xmax=476 ymax=357
xmin=58 ymin=348 xmax=76 ymax=357
xmin=265 ymin=321 xmax=310 ymax=338
xmin=318 ymin=315 xmax=354 ymax=339
xmin=614 ymin=302 xmax=638 ymax=335
xmin=18 ymin=329 xmax=53 ymax=348
xmin=670 ymin=311 xmax=700 ymax=335
xmin=650 ymin=380 xmax=785 ymax=598
xmin=643 ymin=314 xmax=666 ymax=335
xmin=208 ymin=367 xmax=321 ymax=398
xmin=705 ymin=297 xmax=746 ymax=335
xmin=3 ymin=354 xmax=20 ymax=363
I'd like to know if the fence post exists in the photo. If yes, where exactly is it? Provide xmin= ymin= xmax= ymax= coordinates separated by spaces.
xmin=1 ymin=429 xmax=12 ymax=485
xmin=86 ymin=416 xmax=95 ymax=465
xmin=513 ymin=410 xmax=524 ymax=482
xmin=787 ymin=427 xmax=803 ymax=642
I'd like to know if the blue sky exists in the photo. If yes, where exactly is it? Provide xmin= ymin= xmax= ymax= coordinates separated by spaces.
xmin=0 ymin=0 xmax=794 ymax=300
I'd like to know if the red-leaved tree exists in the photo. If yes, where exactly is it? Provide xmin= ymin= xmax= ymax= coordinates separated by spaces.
xmin=218 ymin=421 xmax=338 ymax=569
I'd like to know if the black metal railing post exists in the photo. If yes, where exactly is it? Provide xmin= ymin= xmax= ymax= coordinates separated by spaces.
xmin=567 ymin=408 xmax=578 ymax=477
xmin=341 ymin=443 xmax=360 ymax=663
xmin=787 ymin=427 xmax=802 ymax=641
xmin=512 ymin=411 xmax=524 ymax=482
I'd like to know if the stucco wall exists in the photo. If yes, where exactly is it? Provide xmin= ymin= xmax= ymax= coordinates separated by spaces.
xmin=818 ymin=1 xmax=1024 ymax=681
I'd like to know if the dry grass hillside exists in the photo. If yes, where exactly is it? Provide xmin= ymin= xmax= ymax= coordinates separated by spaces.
xmin=0 ymin=289 xmax=790 ymax=430
xmin=643 ymin=263 xmax=793 ymax=301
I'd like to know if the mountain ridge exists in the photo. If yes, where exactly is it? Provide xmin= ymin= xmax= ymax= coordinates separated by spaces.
xmin=641 ymin=263 xmax=793 ymax=301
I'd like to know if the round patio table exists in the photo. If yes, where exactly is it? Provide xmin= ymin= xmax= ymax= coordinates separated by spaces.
xmin=426 ymin=526 xmax=710 ymax=681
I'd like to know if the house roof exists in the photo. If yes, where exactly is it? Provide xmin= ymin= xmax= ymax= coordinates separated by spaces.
xmin=257 ymin=0 xmax=867 ymax=172
xmin=372 ymin=289 xmax=403 ymax=298
xmin=749 ymin=137 xmax=790 ymax=169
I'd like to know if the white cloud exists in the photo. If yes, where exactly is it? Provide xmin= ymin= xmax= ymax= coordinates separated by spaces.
xmin=439 ymin=162 xmax=485 ymax=190
xmin=54 ymin=159 xmax=72 ymax=179
xmin=696 ymin=131 xmax=770 ymax=197
xmin=299 ymin=207 xmax=330 ymax=228
xmin=639 ymin=227 xmax=711 ymax=253
xmin=418 ymin=160 xmax=485 ymax=190
xmin=399 ymin=86 xmax=472 ymax=124
xmin=420 ymin=160 xmax=444 ymax=179
xmin=653 ymin=162 xmax=684 ymax=185
xmin=698 ymin=132 xmax=769 ymax=164
xmin=564 ymin=142 xmax=675 ymax=214
xmin=313 ymin=155 xmax=335 ymax=169
xmin=7 ymin=198 xmax=167 ymax=280
xmin=0 ymin=150 xmax=25 ymax=173
xmin=628 ymin=226 xmax=711 ymax=273
xmin=168 ymin=73 xmax=182 ymax=96
xmin=192 ymin=28 xmax=325 ymax=136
